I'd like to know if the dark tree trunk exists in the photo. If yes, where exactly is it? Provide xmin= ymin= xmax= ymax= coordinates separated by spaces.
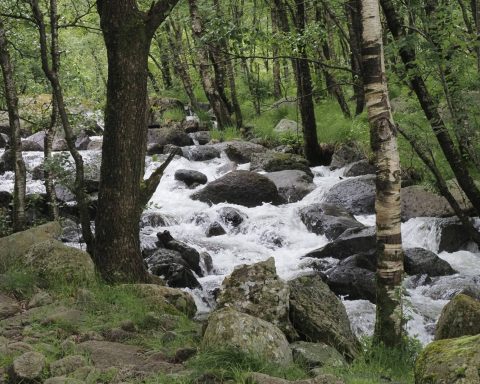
xmin=0 ymin=20 xmax=26 ymax=232
xmin=158 ymin=36 xmax=173 ymax=89
xmin=45 ymin=96 xmax=58 ymax=221
xmin=95 ymin=0 xmax=179 ymax=282
xmin=271 ymin=7 xmax=282 ymax=99
xmin=31 ymin=0 xmax=94 ymax=254
xmin=294 ymin=0 xmax=324 ymax=165
xmin=381 ymin=0 xmax=480 ymax=216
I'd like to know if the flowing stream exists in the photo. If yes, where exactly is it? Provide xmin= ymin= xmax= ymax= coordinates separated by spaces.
xmin=2 ymin=147 xmax=479 ymax=345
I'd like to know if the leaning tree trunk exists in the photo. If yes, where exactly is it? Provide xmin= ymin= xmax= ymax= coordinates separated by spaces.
xmin=380 ymin=0 xmax=480 ymax=216
xmin=31 ymin=0 xmax=94 ymax=254
xmin=361 ymin=0 xmax=404 ymax=347
xmin=0 ymin=21 xmax=26 ymax=232
xmin=95 ymin=0 xmax=179 ymax=283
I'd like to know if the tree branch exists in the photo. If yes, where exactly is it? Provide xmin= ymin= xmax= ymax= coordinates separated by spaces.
xmin=145 ymin=0 xmax=180 ymax=36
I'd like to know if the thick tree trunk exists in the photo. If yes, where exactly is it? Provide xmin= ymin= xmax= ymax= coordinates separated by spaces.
xmin=381 ymin=0 xmax=480 ymax=216
xmin=32 ymin=0 xmax=94 ymax=254
xmin=0 ymin=21 xmax=26 ymax=232
xmin=295 ymin=0 xmax=324 ymax=165
xmin=271 ymin=7 xmax=282 ymax=99
xmin=188 ymin=0 xmax=232 ymax=129
xmin=95 ymin=0 xmax=179 ymax=282
xmin=361 ymin=0 xmax=404 ymax=347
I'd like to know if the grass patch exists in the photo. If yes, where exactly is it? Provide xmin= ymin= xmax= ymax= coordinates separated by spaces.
xmin=162 ymin=107 xmax=186 ymax=123
xmin=321 ymin=337 xmax=422 ymax=384
xmin=210 ymin=126 xmax=243 ymax=141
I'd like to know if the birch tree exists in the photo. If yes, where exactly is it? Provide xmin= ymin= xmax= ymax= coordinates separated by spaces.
xmin=361 ymin=0 xmax=404 ymax=347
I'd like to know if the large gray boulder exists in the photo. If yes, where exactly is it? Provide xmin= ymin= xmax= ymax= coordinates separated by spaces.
xmin=290 ymin=341 xmax=346 ymax=369
xmin=437 ymin=218 xmax=471 ymax=252
xmin=266 ymin=170 xmax=315 ymax=203
xmin=304 ymin=227 xmax=375 ymax=260
xmin=323 ymin=175 xmax=375 ymax=215
xmin=401 ymin=186 xmax=453 ymax=221
xmin=415 ymin=334 xmax=480 ymax=383
xmin=174 ymin=169 xmax=208 ymax=187
xmin=404 ymin=248 xmax=456 ymax=276
xmin=299 ymin=204 xmax=365 ymax=241
xmin=343 ymin=160 xmax=375 ymax=177
xmin=273 ymin=119 xmax=299 ymax=134
xmin=191 ymin=170 xmax=281 ymax=207
xmin=289 ymin=275 xmax=361 ymax=360
xmin=147 ymin=124 xmax=193 ymax=147
xmin=202 ymin=308 xmax=293 ymax=364
xmin=0 ymin=222 xmax=62 ymax=269
xmin=330 ymin=142 xmax=366 ymax=170
xmin=217 ymin=258 xmax=297 ymax=339
xmin=216 ymin=140 xmax=267 ymax=164
xmin=24 ymin=240 xmax=95 ymax=283
xmin=182 ymin=145 xmax=220 ymax=161
xmin=251 ymin=152 xmax=313 ymax=177
xmin=435 ymin=294 xmax=480 ymax=340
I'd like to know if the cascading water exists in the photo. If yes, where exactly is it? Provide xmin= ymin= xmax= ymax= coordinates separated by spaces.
xmin=2 ymin=147 xmax=479 ymax=345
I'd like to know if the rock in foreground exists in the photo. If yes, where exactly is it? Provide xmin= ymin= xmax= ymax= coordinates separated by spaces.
xmin=435 ymin=294 xmax=480 ymax=340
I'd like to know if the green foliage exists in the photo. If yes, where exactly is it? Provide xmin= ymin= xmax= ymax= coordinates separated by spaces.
xmin=322 ymin=337 xmax=422 ymax=384
xmin=162 ymin=107 xmax=186 ymax=122
xmin=0 ymin=269 xmax=40 ymax=299
xmin=210 ymin=126 xmax=242 ymax=141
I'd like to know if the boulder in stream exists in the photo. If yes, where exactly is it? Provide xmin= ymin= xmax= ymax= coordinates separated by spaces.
xmin=323 ymin=175 xmax=375 ymax=215
xmin=404 ymin=248 xmax=456 ymax=276
xmin=191 ymin=170 xmax=281 ymax=207
xmin=250 ymin=151 xmax=313 ymax=177
xmin=299 ymin=204 xmax=365 ymax=241
xmin=330 ymin=142 xmax=366 ymax=170
xmin=266 ymin=170 xmax=315 ymax=203
xmin=174 ymin=169 xmax=208 ymax=187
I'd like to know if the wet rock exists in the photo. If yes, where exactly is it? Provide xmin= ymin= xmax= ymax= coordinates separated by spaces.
xmin=437 ymin=218 xmax=471 ymax=252
xmin=146 ymin=248 xmax=201 ymax=290
xmin=290 ymin=341 xmax=346 ymax=368
xmin=0 ymin=132 xmax=8 ymax=148
xmin=217 ymin=206 xmax=246 ymax=227
xmin=206 ymin=222 xmax=226 ymax=237
xmin=273 ymin=119 xmax=299 ymax=134
xmin=192 ymin=170 xmax=281 ymax=207
xmin=0 ymin=148 xmax=14 ymax=171
xmin=343 ymin=160 xmax=375 ymax=177
xmin=414 ymin=334 xmax=480 ymax=383
xmin=401 ymin=186 xmax=453 ymax=221
xmin=75 ymin=132 xmax=91 ymax=150
xmin=10 ymin=351 xmax=46 ymax=381
xmin=60 ymin=219 xmax=82 ymax=243
xmin=330 ymin=142 xmax=366 ymax=170
xmin=217 ymin=140 xmax=267 ymax=164
xmin=0 ymin=190 xmax=12 ymax=209
xmin=0 ymin=293 xmax=21 ymax=320
xmin=325 ymin=265 xmax=376 ymax=302
xmin=435 ymin=294 xmax=480 ymax=340
xmin=189 ymin=131 xmax=211 ymax=145
xmin=86 ymin=138 xmax=102 ymax=151
xmin=299 ymin=204 xmax=365 ymax=241
xmin=175 ymin=169 xmax=208 ymax=187
xmin=265 ymin=170 xmax=315 ymax=203
xmin=202 ymin=308 xmax=292 ymax=364
xmin=0 ymin=221 xmax=62 ymax=268
xmin=31 ymin=164 xmax=45 ymax=180
xmin=147 ymin=143 xmax=164 ymax=155
xmin=289 ymin=275 xmax=361 ymax=360
xmin=324 ymin=175 xmax=375 ymax=215
xmin=140 ymin=211 xmax=174 ymax=228
xmin=404 ymin=248 xmax=456 ymax=276
xmin=250 ymin=151 xmax=313 ymax=177
xmin=156 ymin=232 xmax=202 ymax=276
xmin=50 ymin=355 xmax=87 ymax=376
xmin=217 ymin=258 xmax=297 ymax=340
xmin=182 ymin=145 xmax=220 ymax=161
xmin=147 ymin=124 xmax=193 ymax=147
xmin=21 ymin=139 xmax=43 ymax=151
xmin=24 ymin=240 xmax=95 ymax=283
xmin=201 ymin=252 xmax=214 ymax=273
xmin=304 ymin=227 xmax=375 ymax=260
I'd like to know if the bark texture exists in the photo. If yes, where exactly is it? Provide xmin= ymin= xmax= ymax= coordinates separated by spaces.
xmin=361 ymin=0 xmax=404 ymax=347
xmin=0 ymin=21 xmax=26 ymax=232
xmin=95 ymin=0 xmax=179 ymax=282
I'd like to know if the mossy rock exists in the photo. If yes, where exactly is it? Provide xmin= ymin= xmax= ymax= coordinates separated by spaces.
xmin=415 ymin=334 xmax=480 ymax=383
xmin=250 ymin=151 xmax=313 ymax=177
xmin=0 ymin=222 xmax=62 ymax=270
xmin=435 ymin=294 xmax=480 ymax=340
xmin=202 ymin=307 xmax=292 ymax=364
xmin=127 ymin=284 xmax=197 ymax=318
xmin=24 ymin=240 xmax=95 ymax=284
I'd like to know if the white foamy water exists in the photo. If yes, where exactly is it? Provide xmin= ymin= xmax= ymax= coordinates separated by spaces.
xmin=2 ymin=146 xmax=479 ymax=345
